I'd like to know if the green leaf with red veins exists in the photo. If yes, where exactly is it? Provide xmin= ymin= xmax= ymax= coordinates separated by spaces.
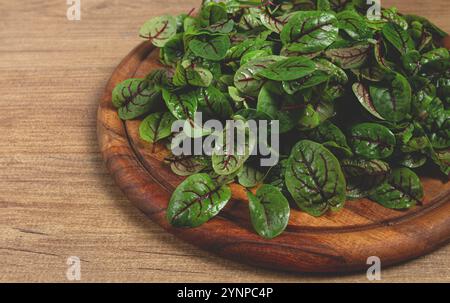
xmin=207 ymin=19 xmax=235 ymax=34
xmin=162 ymin=89 xmax=198 ymax=121
xmin=189 ymin=35 xmax=231 ymax=61
xmin=285 ymin=140 xmax=346 ymax=217
xmin=306 ymin=121 xmax=353 ymax=157
xmin=369 ymin=73 xmax=412 ymax=123
xmin=112 ymin=78 xmax=162 ymax=120
xmin=198 ymin=86 xmax=234 ymax=120
xmin=212 ymin=122 xmax=255 ymax=176
xmin=139 ymin=112 xmax=176 ymax=143
xmin=257 ymin=82 xmax=302 ymax=133
xmin=167 ymin=173 xmax=231 ymax=227
xmin=200 ymin=2 xmax=228 ymax=26
xmin=234 ymin=55 xmax=283 ymax=96
xmin=260 ymin=11 xmax=295 ymax=34
xmin=337 ymin=10 xmax=372 ymax=40
xmin=325 ymin=43 xmax=371 ymax=69
xmin=280 ymin=11 xmax=339 ymax=53
xmin=248 ymin=185 xmax=290 ymax=239
xmin=369 ymin=168 xmax=424 ymax=209
xmin=349 ymin=123 xmax=396 ymax=160
xmin=341 ymin=158 xmax=390 ymax=199
xmin=382 ymin=23 xmax=415 ymax=55
xmin=238 ymin=164 xmax=268 ymax=188
xmin=165 ymin=154 xmax=210 ymax=177
xmin=139 ymin=15 xmax=177 ymax=47
xmin=352 ymin=82 xmax=385 ymax=120
xmin=257 ymin=56 xmax=316 ymax=81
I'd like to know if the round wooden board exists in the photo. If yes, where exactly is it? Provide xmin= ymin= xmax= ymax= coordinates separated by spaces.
xmin=98 ymin=40 xmax=450 ymax=273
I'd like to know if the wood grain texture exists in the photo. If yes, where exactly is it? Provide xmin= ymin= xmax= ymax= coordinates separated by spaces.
xmin=0 ymin=0 xmax=449 ymax=282
xmin=98 ymin=41 xmax=450 ymax=273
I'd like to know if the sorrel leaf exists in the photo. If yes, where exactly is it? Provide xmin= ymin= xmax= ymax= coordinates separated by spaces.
xmin=369 ymin=168 xmax=424 ymax=209
xmin=139 ymin=112 xmax=176 ymax=143
xmin=112 ymin=78 xmax=161 ymax=120
xmin=189 ymin=35 xmax=231 ymax=61
xmin=337 ymin=10 xmax=372 ymax=40
xmin=325 ymin=43 xmax=371 ymax=69
xmin=238 ymin=163 xmax=268 ymax=188
xmin=165 ymin=154 xmax=209 ymax=176
xmin=167 ymin=173 xmax=231 ymax=227
xmin=349 ymin=123 xmax=396 ymax=159
xmin=260 ymin=12 xmax=294 ymax=34
xmin=248 ymin=184 xmax=290 ymax=239
xmin=382 ymin=22 xmax=415 ymax=55
xmin=257 ymin=57 xmax=316 ymax=81
xmin=139 ymin=15 xmax=177 ymax=47
xmin=341 ymin=158 xmax=390 ymax=199
xmin=369 ymin=73 xmax=412 ymax=122
xmin=306 ymin=121 xmax=353 ymax=157
xmin=234 ymin=55 xmax=283 ymax=96
xmin=285 ymin=140 xmax=346 ymax=216
xmin=280 ymin=11 xmax=339 ymax=53
xmin=162 ymin=89 xmax=198 ymax=121
xmin=352 ymin=82 xmax=385 ymax=120
xmin=198 ymin=86 xmax=233 ymax=120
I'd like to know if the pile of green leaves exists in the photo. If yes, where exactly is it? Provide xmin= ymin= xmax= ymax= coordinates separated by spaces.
xmin=112 ymin=0 xmax=449 ymax=239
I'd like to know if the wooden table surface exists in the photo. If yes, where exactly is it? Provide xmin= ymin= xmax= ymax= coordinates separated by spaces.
xmin=0 ymin=0 xmax=449 ymax=283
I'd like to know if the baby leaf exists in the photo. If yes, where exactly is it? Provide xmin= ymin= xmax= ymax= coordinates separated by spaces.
xmin=382 ymin=23 xmax=415 ymax=55
xmin=198 ymin=86 xmax=233 ymax=120
xmin=189 ymin=35 xmax=231 ymax=61
xmin=337 ymin=10 xmax=372 ymax=40
xmin=225 ymin=39 xmax=272 ymax=61
xmin=257 ymin=57 xmax=316 ymax=81
xmin=325 ymin=43 xmax=371 ymax=69
xmin=139 ymin=15 xmax=177 ymax=47
xmin=341 ymin=158 xmax=390 ymax=199
xmin=212 ymin=154 xmax=246 ymax=176
xmin=306 ymin=121 xmax=353 ymax=157
xmin=234 ymin=55 xmax=283 ymax=96
xmin=139 ymin=112 xmax=176 ymax=143
xmin=257 ymin=82 xmax=300 ymax=133
xmin=241 ymin=50 xmax=272 ymax=66
xmin=162 ymin=89 xmax=198 ymax=121
xmin=165 ymin=154 xmax=209 ymax=176
xmin=285 ymin=140 xmax=346 ymax=216
xmin=174 ymin=63 xmax=213 ymax=88
xmin=207 ymin=19 xmax=235 ymax=34
xmin=212 ymin=122 xmax=256 ymax=176
xmin=280 ymin=11 xmax=339 ymax=53
xmin=200 ymin=2 xmax=228 ymax=26
xmin=315 ymin=58 xmax=348 ymax=84
xmin=282 ymin=72 xmax=329 ymax=94
xmin=352 ymin=82 xmax=385 ymax=120
xmin=260 ymin=12 xmax=294 ymax=34
xmin=369 ymin=168 xmax=424 ymax=209
xmin=432 ymin=149 xmax=450 ymax=177
xmin=167 ymin=173 xmax=231 ymax=227
xmin=369 ymin=73 xmax=412 ymax=122
xmin=238 ymin=163 xmax=268 ymax=188
xmin=401 ymin=50 xmax=422 ymax=76
xmin=162 ymin=33 xmax=185 ymax=65
xmin=349 ymin=123 xmax=396 ymax=159
xmin=247 ymin=185 xmax=290 ymax=239
xmin=112 ymin=79 xmax=161 ymax=120
xmin=352 ymin=64 xmax=385 ymax=82
xmin=399 ymin=153 xmax=427 ymax=169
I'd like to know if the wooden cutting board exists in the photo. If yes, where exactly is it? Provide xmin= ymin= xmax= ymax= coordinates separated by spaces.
xmin=97 ymin=40 xmax=450 ymax=273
